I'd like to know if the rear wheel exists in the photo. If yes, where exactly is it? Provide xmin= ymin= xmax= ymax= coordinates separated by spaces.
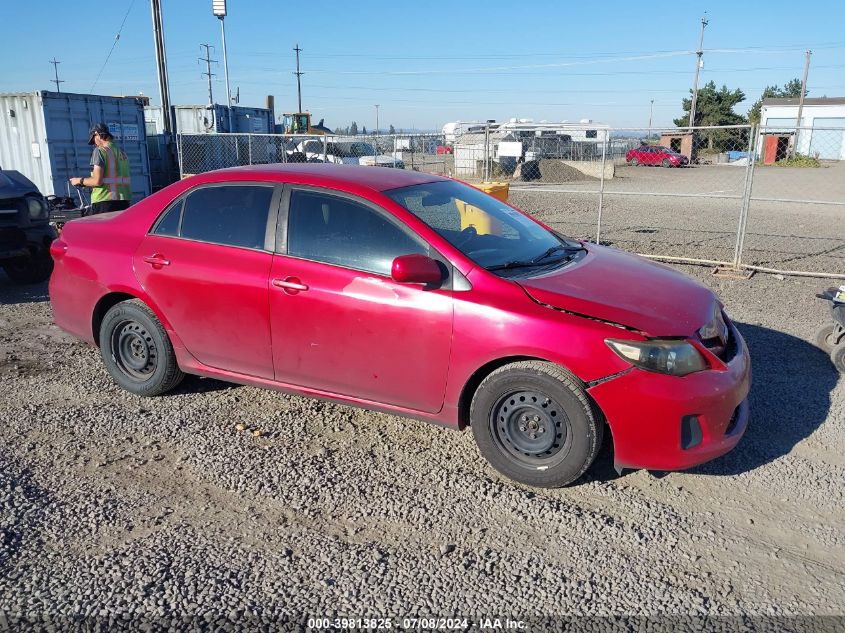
xmin=470 ymin=361 xmax=603 ymax=488
xmin=99 ymin=299 xmax=184 ymax=396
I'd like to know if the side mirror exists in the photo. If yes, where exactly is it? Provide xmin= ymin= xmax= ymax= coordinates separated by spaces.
xmin=391 ymin=254 xmax=443 ymax=285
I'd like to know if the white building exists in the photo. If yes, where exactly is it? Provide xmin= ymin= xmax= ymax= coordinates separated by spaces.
xmin=760 ymin=97 xmax=845 ymax=160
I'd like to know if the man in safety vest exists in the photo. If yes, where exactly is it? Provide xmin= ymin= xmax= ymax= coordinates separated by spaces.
xmin=70 ymin=123 xmax=132 ymax=215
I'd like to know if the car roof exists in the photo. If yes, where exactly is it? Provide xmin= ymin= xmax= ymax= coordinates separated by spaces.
xmin=199 ymin=163 xmax=447 ymax=192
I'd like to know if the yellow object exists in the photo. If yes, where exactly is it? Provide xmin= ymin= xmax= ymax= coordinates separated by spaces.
xmin=476 ymin=181 xmax=510 ymax=202
xmin=456 ymin=182 xmax=510 ymax=236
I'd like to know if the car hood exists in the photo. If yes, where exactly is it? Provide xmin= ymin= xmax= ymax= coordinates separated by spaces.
xmin=516 ymin=244 xmax=717 ymax=336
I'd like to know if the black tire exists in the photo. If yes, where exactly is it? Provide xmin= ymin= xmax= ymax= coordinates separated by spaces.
xmin=470 ymin=361 xmax=603 ymax=488
xmin=630 ymin=157 xmax=639 ymax=166
xmin=2 ymin=250 xmax=53 ymax=284
xmin=99 ymin=299 xmax=184 ymax=396
xmin=662 ymin=158 xmax=671 ymax=168
xmin=814 ymin=323 xmax=842 ymax=353
xmin=832 ymin=342 xmax=845 ymax=374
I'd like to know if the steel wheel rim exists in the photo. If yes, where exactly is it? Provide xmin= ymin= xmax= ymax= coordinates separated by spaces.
xmin=111 ymin=319 xmax=157 ymax=380
xmin=489 ymin=390 xmax=572 ymax=467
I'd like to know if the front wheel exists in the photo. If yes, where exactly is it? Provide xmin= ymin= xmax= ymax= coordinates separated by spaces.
xmin=662 ymin=158 xmax=671 ymax=168
xmin=629 ymin=157 xmax=639 ymax=166
xmin=815 ymin=323 xmax=843 ymax=353
xmin=470 ymin=361 xmax=603 ymax=488
xmin=832 ymin=342 xmax=845 ymax=374
xmin=3 ymin=250 xmax=53 ymax=284
xmin=99 ymin=299 xmax=184 ymax=396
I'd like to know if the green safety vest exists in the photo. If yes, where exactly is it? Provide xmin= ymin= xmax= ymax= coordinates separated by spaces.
xmin=92 ymin=142 xmax=132 ymax=204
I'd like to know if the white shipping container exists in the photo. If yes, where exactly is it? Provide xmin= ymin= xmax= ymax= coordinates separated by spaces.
xmin=0 ymin=91 xmax=151 ymax=201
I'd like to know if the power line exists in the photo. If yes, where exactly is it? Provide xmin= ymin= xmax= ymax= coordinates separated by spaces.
xmin=90 ymin=0 xmax=136 ymax=93
xmin=49 ymin=58 xmax=64 ymax=92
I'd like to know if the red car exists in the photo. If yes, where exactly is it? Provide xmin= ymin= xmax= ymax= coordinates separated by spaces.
xmin=626 ymin=145 xmax=689 ymax=167
xmin=436 ymin=144 xmax=453 ymax=155
xmin=49 ymin=164 xmax=749 ymax=487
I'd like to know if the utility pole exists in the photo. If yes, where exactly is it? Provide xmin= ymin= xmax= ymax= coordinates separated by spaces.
xmin=293 ymin=44 xmax=304 ymax=113
xmin=49 ymin=58 xmax=64 ymax=92
xmin=212 ymin=0 xmax=234 ymax=132
xmin=648 ymin=99 xmax=654 ymax=140
xmin=688 ymin=15 xmax=708 ymax=128
xmin=199 ymin=44 xmax=217 ymax=108
xmin=793 ymin=49 xmax=812 ymax=158
xmin=150 ymin=0 xmax=174 ymax=136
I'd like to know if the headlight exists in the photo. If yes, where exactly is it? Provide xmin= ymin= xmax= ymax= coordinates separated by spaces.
xmin=606 ymin=339 xmax=708 ymax=376
xmin=27 ymin=197 xmax=49 ymax=221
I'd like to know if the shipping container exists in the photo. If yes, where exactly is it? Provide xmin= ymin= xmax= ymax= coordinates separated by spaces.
xmin=0 ymin=91 xmax=151 ymax=201
xmin=145 ymin=104 xmax=274 ymax=135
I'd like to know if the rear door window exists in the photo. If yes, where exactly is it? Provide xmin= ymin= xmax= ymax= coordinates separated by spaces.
xmin=179 ymin=185 xmax=274 ymax=250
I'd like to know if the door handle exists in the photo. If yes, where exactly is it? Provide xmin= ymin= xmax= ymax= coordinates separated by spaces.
xmin=272 ymin=277 xmax=309 ymax=294
xmin=142 ymin=254 xmax=171 ymax=268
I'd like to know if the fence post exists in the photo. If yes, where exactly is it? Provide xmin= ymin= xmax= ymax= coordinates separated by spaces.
xmin=595 ymin=129 xmax=608 ymax=244
xmin=733 ymin=124 xmax=758 ymax=268
xmin=248 ymin=133 xmax=253 ymax=165
xmin=483 ymin=124 xmax=490 ymax=181
xmin=176 ymin=133 xmax=184 ymax=179
xmin=322 ymin=135 xmax=328 ymax=162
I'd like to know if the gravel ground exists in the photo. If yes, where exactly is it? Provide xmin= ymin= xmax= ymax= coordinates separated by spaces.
xmin=1 ymin=249 xmax=843 ymax=630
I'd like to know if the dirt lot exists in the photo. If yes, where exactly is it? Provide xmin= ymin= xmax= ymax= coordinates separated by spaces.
xmin=1 ymin=243 xmax=843 ymax=628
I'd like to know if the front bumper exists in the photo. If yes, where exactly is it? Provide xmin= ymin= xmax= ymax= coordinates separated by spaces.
xmin=588 ymin=323 xmax=751 ymax=471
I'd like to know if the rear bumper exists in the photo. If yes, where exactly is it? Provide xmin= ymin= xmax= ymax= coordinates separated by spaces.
xmin=588 ymin=324 xmax=751 ymax=471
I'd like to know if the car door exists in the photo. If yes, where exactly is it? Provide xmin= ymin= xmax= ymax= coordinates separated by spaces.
xmin=269 ymin=186 xmax=454 ymax=413
xmin=133 ymin=183 xmax=280 ymax=379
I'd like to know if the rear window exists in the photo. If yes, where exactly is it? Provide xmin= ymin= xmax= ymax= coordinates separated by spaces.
xmin=179 ymin=185 xmax=274 ymax=250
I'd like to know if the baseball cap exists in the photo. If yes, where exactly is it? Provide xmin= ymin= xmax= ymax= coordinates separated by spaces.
xmin=88 ymin=123 xmax=111 ymax=145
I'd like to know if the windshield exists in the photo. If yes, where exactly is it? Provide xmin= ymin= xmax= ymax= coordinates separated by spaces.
xmin=385 ymin=180 xmax=582 ymax=274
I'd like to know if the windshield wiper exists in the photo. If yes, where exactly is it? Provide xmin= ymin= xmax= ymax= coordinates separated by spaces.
xmin=485 ymin=244 xmax=585 ymax=272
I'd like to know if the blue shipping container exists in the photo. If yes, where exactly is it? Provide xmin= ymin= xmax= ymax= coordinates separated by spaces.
xmin=0 ymin=91 xmax=151 ymax=202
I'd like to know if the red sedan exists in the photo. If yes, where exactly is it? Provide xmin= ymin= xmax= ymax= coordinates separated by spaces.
xmin=436 ymin=144 xmax=453 ymax=155
xmin=626 ymin=145 xmax=689 ymax=167
xmin=49 ymin=164 xmax=749 ymax=487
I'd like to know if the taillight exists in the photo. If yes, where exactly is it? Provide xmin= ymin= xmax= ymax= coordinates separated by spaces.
xmin=50 ymin=239 xmax=68 ymax=260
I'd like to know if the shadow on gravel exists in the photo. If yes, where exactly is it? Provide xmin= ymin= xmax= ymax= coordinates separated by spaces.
xmin=0 ymin=276 xmax=49 ymax=305
xmin=172 ymin=374 xmax=237 ymax=396
xmin=689 ymin=321 xmax=838 ymax=477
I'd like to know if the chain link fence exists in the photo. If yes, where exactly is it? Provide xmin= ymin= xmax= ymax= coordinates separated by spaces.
xmin=177 ymin=125 xmax=845 ymax=279
xmin=178 ymin=132 xmax=451 ymax=178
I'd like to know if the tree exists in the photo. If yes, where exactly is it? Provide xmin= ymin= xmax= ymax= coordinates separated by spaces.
xmin=362 ymin=125 xmax=368 ymax=135
xmin=350 ymin=121 xmax=358 ymax=136
xmin=674 ymin=81 xmax=747 ymax=150
xmin=388 ymin=124 xmax=396 ymax=135
xmin=747 ymin=78 xmax=805 ymax=124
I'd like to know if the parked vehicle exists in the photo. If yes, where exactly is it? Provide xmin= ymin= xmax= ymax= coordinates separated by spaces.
xmin=49 ymin=164 xmax=750 ymax=487
xmin=626 ymin=145 xmax=689 ymax=167
xmin=297 ymin=140 xmax=405 ymax=169
xmin=0 ymin=169 xmax=56 ymax=283
xmin=436 ymin=144 xmax=453 ymax=155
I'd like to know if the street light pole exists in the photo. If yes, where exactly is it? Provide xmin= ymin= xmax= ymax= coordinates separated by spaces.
xmin=648 ymin=99 xmax=654 ymax=139
xmin=374 ymin=104 xmax=379 ymax=158
xmin=212 ymin=1 xmax=233 ymax=132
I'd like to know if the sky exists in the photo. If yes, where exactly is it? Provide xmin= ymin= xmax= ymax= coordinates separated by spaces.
xmin=2 ymin=0 xmax=845 ymax=132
